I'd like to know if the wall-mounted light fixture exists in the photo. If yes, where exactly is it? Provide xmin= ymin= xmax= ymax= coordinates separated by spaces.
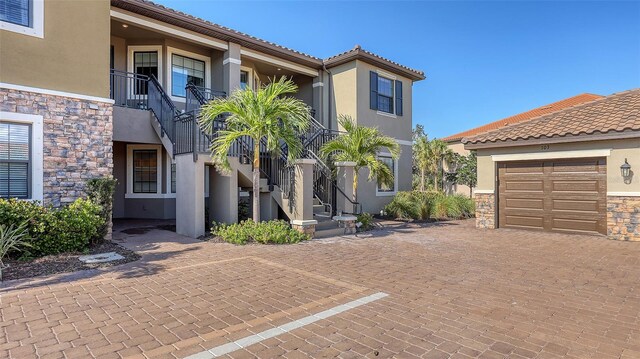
xmin=621 ymin=158 xmax=631 ymax=178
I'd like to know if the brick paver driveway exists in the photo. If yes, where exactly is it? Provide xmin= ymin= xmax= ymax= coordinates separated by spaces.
xmin=2 ymin=219 xmax=640 ymax=359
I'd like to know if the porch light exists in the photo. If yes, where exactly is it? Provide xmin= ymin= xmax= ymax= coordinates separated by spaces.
xmin=122 ymin=24 xmax=129 ymax=28
xmin=621 ymin=158 xmax=631 ymax=178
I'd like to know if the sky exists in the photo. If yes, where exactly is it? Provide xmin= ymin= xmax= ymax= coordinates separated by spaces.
xmin=155 ymin=0 xmax=640 ymax=139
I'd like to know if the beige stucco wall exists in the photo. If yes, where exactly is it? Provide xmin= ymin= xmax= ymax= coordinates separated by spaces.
xmin=474 ymin=138 xmax=640 ymax=194
xmin=0 ymin=0 xmax=110 ymax=97
xmin=329 ymin=61 xmax=358 ymax=129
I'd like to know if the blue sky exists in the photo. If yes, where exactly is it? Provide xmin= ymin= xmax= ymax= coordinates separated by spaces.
xmin=156 ymin=0 xmax=640 ymax=139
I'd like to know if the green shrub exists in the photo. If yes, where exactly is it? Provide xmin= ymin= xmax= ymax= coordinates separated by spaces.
xmin=0 ymin=198 xmax=104 ymax=257
xmin=212 ymin=220 xmax=309 ymax=245
xmin=85 ymin=177 xmax=117 ymax=243
xmin=0 ymin=222 xmax=31 ymax=280
xmin=384 ymin=191 xmax=475 ymax=221
xmin=356 ymin=212 xmax=375 ymax=232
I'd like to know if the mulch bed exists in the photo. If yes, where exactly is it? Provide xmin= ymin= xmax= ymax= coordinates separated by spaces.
xmin=1 ymin=241 xmax=140 ymax=282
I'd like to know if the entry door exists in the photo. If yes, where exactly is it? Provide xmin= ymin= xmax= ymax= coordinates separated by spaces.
xmin=498 ymin=158 xmax=607 ymax=235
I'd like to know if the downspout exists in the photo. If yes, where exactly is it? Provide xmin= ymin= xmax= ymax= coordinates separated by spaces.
xmin=322 ymin=62 xmax=333 ymax=130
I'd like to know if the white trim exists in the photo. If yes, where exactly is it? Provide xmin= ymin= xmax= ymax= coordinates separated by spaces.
xmin=165 ymin=156 xmax=176 ymax=199
xmin=0 ymin=83 xmax=114 ymax=104
xmin=0 ymin=112 xmax=44 ymax=202
xmin=376 ymin=69 xmax=397 ymax=80
xmin=240 ymin=66 xmax=255 ymax=91
xmin=335 ymin=161 xmax=356 ymax=167
xmin=111 ymin=9 xmax=228 ymax=50
xmin=222 ymin=58 xmax=241 ymax=65
xmin=607 ymin=192 xmax=640 ymax=197
xmin=491 ymin=149 xmax=612 ymax=162
xmin=376 ymin=154 xmax=398 ymax=197
xmin=396 ymin=139 xmax=412 ymax=146
xmin=240 ymin=48 xmax=319 ymax=77
xmin=294 ymin=159 xmax=316 ymax=165
xmin=0 ymin=0 xmax=44 ymax=38
xmin=290 ymin=219 xmax=318 ymax=226
xmin=312 ymin=82 xmax=324 ymax=88
xmin=377 ymin=111 xmax=397 ymax=119
xmin=126 ymin=144 xmax=163 ymax=199
xmin=474 ymin=189 xmax=495 ymax=194
xmin=127 ymin=45 xmax=163 ymax=100
xmin=166 ymin=46 xmax=212 ymax=102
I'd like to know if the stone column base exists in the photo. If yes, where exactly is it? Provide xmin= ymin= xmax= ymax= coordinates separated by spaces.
xmin=291 ymin=220 xmax=317 ymax=238
xmin=333 ymin=215 xmax=357 ymax=234
xmin=607 ymin=196 xmax=640 ymax=241
xmin=475 ymin=193 xmax=496 ymax=229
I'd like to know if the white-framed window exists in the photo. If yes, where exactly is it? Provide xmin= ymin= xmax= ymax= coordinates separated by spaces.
xmin=370 ymin=70 xmax=403 ymax=117
xmin=127 ymin=45 xmax=163 ymax=99
xmin=377 ymin=76 xmax=394 ymax=114
xmin=125 ymin=144 xmax=163 ymax=198
xmin=0 ymin=112 xmax=43 ymax=201
xmin=240 ymin=66 xmax=260 ymax=91
xmin=0 ymin=0 xmax=44 ymax=38
xmin=376 ymin=154 xmax=398 ymax=196
xmin=166 ymin=47 xmax=211 ymax=102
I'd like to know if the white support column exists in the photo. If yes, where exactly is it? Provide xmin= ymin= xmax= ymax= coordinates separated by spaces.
xmin=290 ymin=159 xmax=317 ymax=237
xmin=312 ymin=76 xmax=324 ymax=124
xmin=176 ymin=155 xmax=206 ymax=238
xmin=335 ymin=161 xmax=356 ymax=215
xmin=208 ymin=163 xmax=239 ymax=225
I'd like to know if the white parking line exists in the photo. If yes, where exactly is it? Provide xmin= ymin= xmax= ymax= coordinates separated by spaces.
xmin=185 ymin=292 xmax=389 ymax=359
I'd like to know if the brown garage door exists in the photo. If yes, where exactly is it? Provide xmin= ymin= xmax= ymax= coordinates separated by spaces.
xmin=498 ymin=158 xmax=607 ymax=235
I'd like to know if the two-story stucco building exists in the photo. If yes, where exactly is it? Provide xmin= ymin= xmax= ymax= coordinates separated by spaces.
xmin=0 ymin=0 xmax=424 ymax=238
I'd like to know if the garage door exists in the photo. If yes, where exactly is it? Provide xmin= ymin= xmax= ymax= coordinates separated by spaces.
xmin=498 ymin=158 xmax=607 ymax=235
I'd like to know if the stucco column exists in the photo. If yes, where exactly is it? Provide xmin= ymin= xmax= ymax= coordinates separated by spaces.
xmin=223 ymin=42 xmax=241 ymax=95
xmin=176 ymin=155 xmax=206 ymax=238
xmin=208 ymin=163 xmax=238 ymax=225
xmin=335 ymin=161 xmax=356 ymax=214
xmin=312 ymin=77 xmax=324 ymax=123
xmin=290 ymin=159 xmax=317 ymax=237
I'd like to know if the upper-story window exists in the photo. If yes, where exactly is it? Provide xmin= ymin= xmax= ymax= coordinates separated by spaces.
xmin=240 ymin=71 xmax=249 ymax=90
xmin=370 ymin=71 xmax=403 ymax=116
xmin=0 ymin=122 xmax=31 ymax=199
xmin=133 ymin=51 xmax=158 ymax=95
xmin=171 ymin=54 xmax=205 ymax=97
xmin=0 ymin=0 xmax=43 ymax=38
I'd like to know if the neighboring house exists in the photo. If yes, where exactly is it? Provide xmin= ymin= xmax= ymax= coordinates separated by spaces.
xmin=463 ymin=89 xmax=640 ymax=241
xmin=0 ymin=0 xmax=424 ymax=238
xmin=442 ymin=93 xmax=603 ymax=196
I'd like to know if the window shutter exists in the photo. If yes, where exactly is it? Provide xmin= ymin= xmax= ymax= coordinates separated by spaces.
xmin=370 ymin=71 xmax=378 ymax=110
xmin=395 ymin=80 xmax=403 ymax=116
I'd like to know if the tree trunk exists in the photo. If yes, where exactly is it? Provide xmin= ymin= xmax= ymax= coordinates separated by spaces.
xmin=252 ymin=142 xmax=261 ymax=223
xmin=469 ymin=186 xmax=473 ymax=198
xmin=352 ymin=171 xmax=359 ymax=204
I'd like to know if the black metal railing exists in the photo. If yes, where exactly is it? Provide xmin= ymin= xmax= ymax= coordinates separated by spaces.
xmin=185 ymin=83 xmax=226 ymax=112
xmin=109 ymin=69 xmax=149 ymax=110
xmin=148 ymin=75 xmax=178 ymax=142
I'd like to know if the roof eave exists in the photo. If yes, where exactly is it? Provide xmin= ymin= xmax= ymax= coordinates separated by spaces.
xmin=463 ymin=130 xmax=640 ymax=150
xmin=111 ymin=0 xmax=324 ymax=69
xmin=324 ymin=50 xmax=426 ymax=81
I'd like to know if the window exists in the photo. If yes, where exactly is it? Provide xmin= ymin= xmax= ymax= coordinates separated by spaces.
xmin=369 ymin=71 xmax=403 ymax=116
xmin=133 ymin=51 xmax=158 ymax=95
xmin=171 ymin=163 xmax=176 ymax=194
xmin=376 ymin=156 xmax=396 ymax=194
xmin=0 ymin=122 xmax=30 ymax=199
xmin=1 ymin=0 xmax=29 ymax=27
xmin=377 ymin=76 xmax=394 ymax=114
xmin=0 ymin=0 xmax=43 ymax=38
xmin=240 ymin=71 xmax=249 ymax=90
xmin=171 ymin=54 xmax=205 ymax=97
xmin=133 ymin=150 xmax=157 ymax=193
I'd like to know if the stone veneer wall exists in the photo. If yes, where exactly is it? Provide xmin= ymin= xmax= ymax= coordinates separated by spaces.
xmin=475 ymin=193 xmax=496 ymax=229
xmin=0 ymin=88 xmax=113 ymax=207
xmin=607 ymin=196 xmax=640 ymax=241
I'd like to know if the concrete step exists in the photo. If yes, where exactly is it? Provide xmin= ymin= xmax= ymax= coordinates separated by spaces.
xmin=314 ymin=227 xmax=347 ymax=239
xmin=315 ymin=219 xmax=339 ymax=231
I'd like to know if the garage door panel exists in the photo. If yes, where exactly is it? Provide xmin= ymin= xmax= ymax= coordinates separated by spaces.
xmin=505 ymin=198 xmax=544 ymax=210
xmin=498 ymin=158 xmax=606 ymax=235
xmin=552 ymin=199 xmax=600 ymax=212
xmin=504 ymin=215 xmax=544 ymax=229
xmin=551 ymin=180 xmax=600 ymax=193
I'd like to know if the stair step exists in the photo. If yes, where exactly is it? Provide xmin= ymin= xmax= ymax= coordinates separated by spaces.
xmin=314 ymin=227 xmax=348 ymax=239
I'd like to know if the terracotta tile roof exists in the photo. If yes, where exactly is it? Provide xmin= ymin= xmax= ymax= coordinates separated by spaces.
xmin=463 ymin=89 xmax=640 ymax=145
xmin=442 ymin=93 xmax=603 ymax=142
xmin=324 ymin=45 xmax=426 ymax=81
xmin=111 ymin=1 xmax=426 ymax=80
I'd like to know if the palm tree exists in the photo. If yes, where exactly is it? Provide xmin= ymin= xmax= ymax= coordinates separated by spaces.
xmin=320 ymin=115 xmax=400 ymax=202
xmin=413 ymin=135 xmax=432 ymax=192
xmin=199 ymin=77 xmax=310 ymax=222
xmin=429 ymin=139 xmax=455 ymax=191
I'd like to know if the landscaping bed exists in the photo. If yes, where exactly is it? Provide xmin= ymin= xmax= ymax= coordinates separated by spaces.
xmin=1 ymin=240 xmax=139 ymax=281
